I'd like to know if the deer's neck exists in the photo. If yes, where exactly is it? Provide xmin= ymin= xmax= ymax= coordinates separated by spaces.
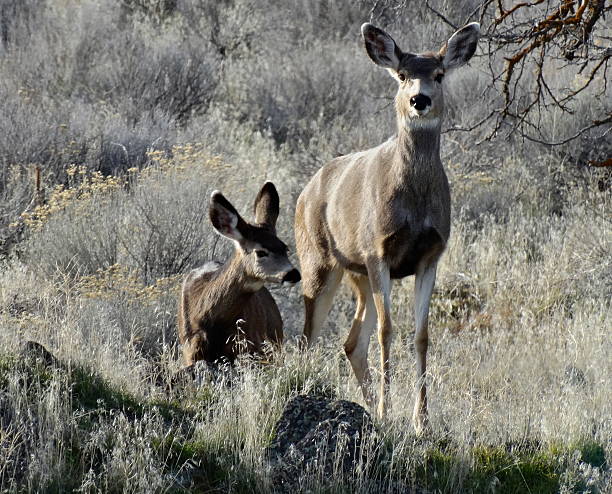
xmin=395 ymin=118 xmax=442 ymax=172
xmin=200 ymin=253 xmax=261 ymax=325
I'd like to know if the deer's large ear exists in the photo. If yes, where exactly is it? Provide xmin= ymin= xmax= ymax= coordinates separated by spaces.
xmin=209 ymin=191 xmax=245 ymax=241
xmin=253 ymin=181 xmax=279 ymax=232
xmin=440 ymin=22 xmax=480 ymax=70
xmin=361 ymin=23 xmax=403 ymax=70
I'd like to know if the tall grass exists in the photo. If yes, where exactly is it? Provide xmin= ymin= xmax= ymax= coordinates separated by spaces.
xmin=0 ymin=0 xmax=610 ymax=492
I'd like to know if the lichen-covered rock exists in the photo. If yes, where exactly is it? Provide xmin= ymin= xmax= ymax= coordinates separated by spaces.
xmin=267 ymin=394 xmax=376 ymax=486
xmin=19 ymin=340 xmax=60 ymax=368
xmin=563 ymin=364 xmax=587 ymax=387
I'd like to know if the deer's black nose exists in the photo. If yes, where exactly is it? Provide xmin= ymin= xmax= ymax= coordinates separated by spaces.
xmin=410 ymin=94 xmax=431 ymax=111
xmin=282 ymin=269 xmax=301 ymax=283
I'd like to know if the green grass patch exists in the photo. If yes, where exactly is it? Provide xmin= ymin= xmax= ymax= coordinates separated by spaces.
xmin=69 ymin=365 xmax=143 ymax=414
xmin=152 ymin=435 xmax=261 ymax=493
xmin=574 ymin=439 xmax=607 ymax=469
xmin=411 ymin=440 xmax=608 ymax=493
xmin=469 ymin=445 xmax=558 ymax=494
xmin=0 ymin=353 xmax=17 ymax=388
xmin=3 ymin=351 xmax=608 ymax=493
xmin=0 ymin=351 xmax=58 ymax=389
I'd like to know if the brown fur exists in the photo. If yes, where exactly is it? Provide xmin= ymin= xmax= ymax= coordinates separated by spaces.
xmin=178 ymin=258 xmax=283 ymax=365
xmin=179 ymin=182 xmax=299 ymax=367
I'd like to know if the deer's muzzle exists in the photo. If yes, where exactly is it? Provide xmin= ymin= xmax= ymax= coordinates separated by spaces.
xmin=282 ymin=269 xmax=301 ymax=284
xmin=410 ymin=94 xmax=431 ymax=111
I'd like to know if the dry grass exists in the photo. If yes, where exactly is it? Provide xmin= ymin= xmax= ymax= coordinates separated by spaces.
xmin=1 ymin=143 xmax=610 ymax=492
xmin=0 ymin=0 xmax=610 ymax=492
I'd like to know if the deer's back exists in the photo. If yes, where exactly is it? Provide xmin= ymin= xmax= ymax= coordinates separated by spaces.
xmin=179 ymin=263 xmax=283 ymax=364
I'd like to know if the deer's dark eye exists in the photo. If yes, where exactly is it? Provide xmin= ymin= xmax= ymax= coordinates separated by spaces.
xmin=435 ymin=73 xmax=444 ymax=83
xmin=255 ymin=250 xmax=268 ymax=258
xmin=398 ymin=72 xmax=406 ymax=82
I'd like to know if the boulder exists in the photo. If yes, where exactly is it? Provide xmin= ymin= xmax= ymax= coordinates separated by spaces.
xmin=19 ymin=340 xmax=60 ymax=368
xmin=267 ymin=394 xmax=376 ymax=486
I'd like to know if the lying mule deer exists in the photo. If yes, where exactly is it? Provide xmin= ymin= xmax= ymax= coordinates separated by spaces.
xmin=179 ymin=182 xmax=301 ymax=367
xmin=295 ymin=22 xmax=480 ymax=431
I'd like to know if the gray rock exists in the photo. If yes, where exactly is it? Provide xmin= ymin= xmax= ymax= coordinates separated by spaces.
xmin=563 ymin=364 xmax=587 ymax=387
xmin=19 ymin=340 xmax=60 ymax=368
xmin=267 ymin=394 xmax=376 ymax=487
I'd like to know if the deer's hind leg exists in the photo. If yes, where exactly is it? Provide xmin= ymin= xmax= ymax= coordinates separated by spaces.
xmin=302 ymin=262 xmax=343 ymax=345
xmin=344 ymin=273 xmax=377 ymax=409
xmin=295 ymin=199 xmax=343 ymax=345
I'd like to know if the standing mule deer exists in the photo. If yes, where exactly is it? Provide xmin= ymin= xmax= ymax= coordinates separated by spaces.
xmin=179 ymin=182 xmax=301 ymax=367
xmin=294 ymin=22 xmax=480 ymax=431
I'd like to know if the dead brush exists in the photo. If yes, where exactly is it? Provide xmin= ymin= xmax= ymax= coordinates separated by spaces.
xmin=432 ymin=274 xmax=491 ymax=334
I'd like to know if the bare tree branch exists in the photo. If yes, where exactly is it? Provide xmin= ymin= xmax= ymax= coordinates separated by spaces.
xmin=425 ymin=0 xmax=458 ymax=30
xmin=432 ymin=0 xmax=612 ymax=149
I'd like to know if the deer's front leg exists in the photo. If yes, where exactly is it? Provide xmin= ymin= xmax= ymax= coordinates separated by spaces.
xmin=413 ymin=259 xmax=437 ymax=434
xmin=182 ymin=332 xmax=205 ymax=367
xmin=366 ymin=260 xmax=393 ymax=419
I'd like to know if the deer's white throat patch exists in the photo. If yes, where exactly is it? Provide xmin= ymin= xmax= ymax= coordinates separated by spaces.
xmin=405 ymin=117 xmax=441 ymax=131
